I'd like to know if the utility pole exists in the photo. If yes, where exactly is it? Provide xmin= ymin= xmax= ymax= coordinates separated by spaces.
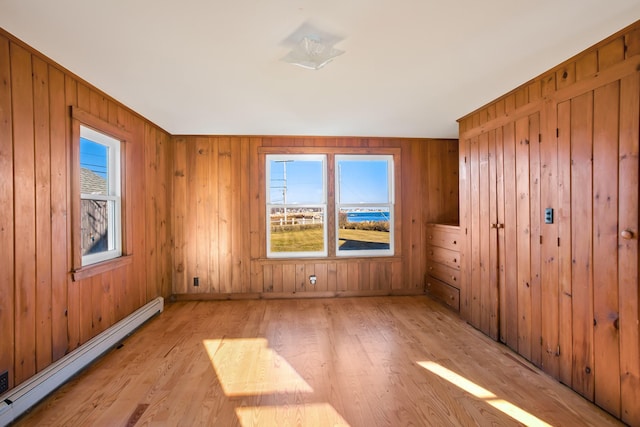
xmin=274 ymin=160 xmax=293 ymax=224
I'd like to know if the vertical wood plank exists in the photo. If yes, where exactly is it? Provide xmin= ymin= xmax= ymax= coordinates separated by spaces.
xmin=406 ymin=141 xmax=423 ymax=288
xmin=296 ymin=264 xmax=307 ymax=292
xmin=131 ymin=117 xmax=147 ymax=307
xmin=540 ymin=99 xmax=560 ymax=379
xmin=172 ymin=138 xmax=187 ymax=294
xmin=0 ymin=35 xmax=15 ymax=388
xmin=529 ymin=112 xmax=542 ymax=367
xmin=144 ymin=124 xmax=159 ymax=298
xmin=515 ymin=115 xmax=532 ymax=360
xmin=592 ymin=80 xmax=621 ymax=416
xmin=347 ymin=263 xmax=359 ymax=292
xmin=11 ymin=43 xmax=37 ymax=384
xmin=315 ymin=263 xmax=328 ymax=292
xmin=249 ymin=138 xmax=262 ymax=264
xmin=336 ymin=263 xmax=348 ymax=292
xmin=262 ymin=264 xmax=272 ymax=292
xmin=327 ymin=262 xmax=337 ymax=292
xmin=488 ymin=130 xmax=499 ymax=340
xmin=570 ymin=90 xmax=595 ymax=400
xmin=218 ymin=138 xmax=232 ymax=293
xmin=195 ymin=137 xmax=210 ymax=293
xmin=469 ymin=137 xmax=481 ymax=328
xmin=478 ymin=132 xmax=491 ymax=335
xmin=282 ymin=264 xmax=296 ymax=293
xmin=230 ymin=138 xmax=244 ymax=293
xmin=495 ymin=127 xmax=507 ymax=343
xmin=618 ymin=72 xmax=640 ymax=426
xmin=209 ymin=138 xmax=220 ymax=293
xmin=32 ymin=55 xmax=53 ymax=371
xmin=557 ymin=100 xmax=573 ymax=386
xmin=239 ymin=138 xmax=251 ymax=292
xmin=46 ymin=65 xmax=67 ymax=361
xmin=502 ymin=121 xmax=518 ymax=350
xmin=458 ymin=138 xmax=471 ymax=320
xmin=271 ymin=264 xmax=283 ymax=293
xmin=184 ymin=137 xmax=197 ymax=294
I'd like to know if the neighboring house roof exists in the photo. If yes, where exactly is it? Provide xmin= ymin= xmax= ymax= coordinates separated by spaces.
xmin=81 ymin=168 xmax=107 ymax=195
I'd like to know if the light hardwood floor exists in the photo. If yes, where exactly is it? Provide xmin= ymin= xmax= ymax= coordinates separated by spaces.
xmin=16 ymin=297 xmax=622 ymax=426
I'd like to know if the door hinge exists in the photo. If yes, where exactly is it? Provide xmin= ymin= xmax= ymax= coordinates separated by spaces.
xmin=556 ymin=128 xmax=559 ymax=138
xmin=540 ymin=235 xmax=543 ymax=244
xmin=464 ymin=156 xmax=467 ymax=163
xmin=538 ymin=133 xmax=542 ymax=143
xmin=556 ymin=345 xmax=561 ymax=356
xmin=557 ymin=237 xmax=560 ymax=247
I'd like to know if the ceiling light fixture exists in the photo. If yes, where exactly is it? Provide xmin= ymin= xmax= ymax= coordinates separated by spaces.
xmin=282 ymin=36 xmax=345 ymax=70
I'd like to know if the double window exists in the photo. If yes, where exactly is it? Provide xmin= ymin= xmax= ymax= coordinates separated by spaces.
xmin=266 ymin=153 xmax=394 ymax=258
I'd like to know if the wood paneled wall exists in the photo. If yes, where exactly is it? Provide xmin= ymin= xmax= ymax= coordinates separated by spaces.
xmin=171 ymin=136 xmax=459 ymax=298
xmin=0 ymin=29 xmax=173 ymax=394
xmin=458 ymin=21 xmax=640 ymax=425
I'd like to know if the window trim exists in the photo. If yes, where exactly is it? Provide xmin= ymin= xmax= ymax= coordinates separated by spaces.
xmin=335 ymin=154 xmax=395 ymax=257
xmin=265 ymin=154 xmax=328 ymax=258
xmin=259 ymin=146 xmax=401 ymax=260
xmin=80 ymin=125 xmax=122 ymax=265
xmin=71 ymin=107 xmax=131 ymax=279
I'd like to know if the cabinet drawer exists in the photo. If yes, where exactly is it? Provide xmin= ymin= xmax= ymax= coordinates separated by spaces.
xmin=426 ymin=226 xmax=460 ymax=251
xmin=428 ymin=246 xmax=460 ymax=270
xmin=428 ymin=262 xmax=460 ymax=289
xmin=426 ymin=276 xmax=460 ymax=311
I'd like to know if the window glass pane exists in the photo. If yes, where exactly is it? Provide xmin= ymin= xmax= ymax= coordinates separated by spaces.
xmin=80 ymin=138 xmax=108 ymax=195
xmin=337 ymin=207 xmax=390 ymax=251
xmin=81 ymin=199 xmax=115 ymax=256
xmin=337 ymin=159 xmax=389 ymax=204
xmin=269 ymin=159 xmax=324 ymax=204
xmin=269 ymin=207 xmax=325 ymax=253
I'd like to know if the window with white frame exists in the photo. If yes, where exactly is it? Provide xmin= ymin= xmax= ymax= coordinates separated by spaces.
xmin=335 ymin=155 xmax=394 ymax=256
xmin=266 ymin=154 xmax=327 ymax=258
xmin=80 ymin=125 xmax=122 ymax=265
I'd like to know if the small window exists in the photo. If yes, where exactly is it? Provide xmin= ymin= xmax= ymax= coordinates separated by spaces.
xmin=335 ymin=155 xmax=394 ymax=256
xmin=266 ymin=154 xmax=327 ymax=258
xmin=80 ymin=125 xmax=122 ymax=265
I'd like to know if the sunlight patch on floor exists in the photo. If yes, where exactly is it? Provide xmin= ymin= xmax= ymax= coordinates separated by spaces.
xmin=235 ymin=403 xmax=350 ymax=427
xmin=417 ymin=361 xmax=553 ymax=427
xmin=203 ymin=338 xmax=313 ymax=396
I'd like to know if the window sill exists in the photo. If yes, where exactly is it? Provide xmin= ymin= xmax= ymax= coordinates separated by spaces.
xmin=258 ymin=255 xmax=402 ymax=264
xmin=72 ymin=254 xmax=133 ymax=282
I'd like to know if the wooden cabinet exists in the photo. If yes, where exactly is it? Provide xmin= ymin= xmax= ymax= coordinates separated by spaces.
xmin=426 ymin=224 xmax=460 ymax=311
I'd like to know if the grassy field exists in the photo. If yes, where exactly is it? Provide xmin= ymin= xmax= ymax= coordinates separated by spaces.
xmin=270 ymin=228 xmax=389 ymax=252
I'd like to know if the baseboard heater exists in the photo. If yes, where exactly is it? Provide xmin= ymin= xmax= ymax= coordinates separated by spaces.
xmin=0 ymin=296 xmax=164 ymax=426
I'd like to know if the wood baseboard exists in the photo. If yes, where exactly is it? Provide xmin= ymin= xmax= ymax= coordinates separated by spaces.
xmin=171 ymin=288 xmax=426 ymax=301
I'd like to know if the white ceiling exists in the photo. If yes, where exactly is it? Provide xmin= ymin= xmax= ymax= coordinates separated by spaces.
xmin=2 ymin=1 xmax=640 ymax=138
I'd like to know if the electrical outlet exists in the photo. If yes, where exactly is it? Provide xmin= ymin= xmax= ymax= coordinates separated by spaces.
xmin=193 ymin=277 xmax=199 ymax=287
xmin=0 ymin=370 xmax=8 ymax=394
xmin=309 ymin=275 xmax=317 ymax=285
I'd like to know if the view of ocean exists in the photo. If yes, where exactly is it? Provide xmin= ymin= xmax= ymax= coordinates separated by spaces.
xmin=346 ymin=211 xmax=390 ymax=223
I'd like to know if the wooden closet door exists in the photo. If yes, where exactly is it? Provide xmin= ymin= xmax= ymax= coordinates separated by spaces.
xmin=556 ymin=76 xmax=640 ymax=423
xmin=498 ymin=113 xmax=541 ymax=358
xmin=465 ymin=132 xmax=499 ymax=339
xmin=617 ymin=73 xmax=639 ymax=425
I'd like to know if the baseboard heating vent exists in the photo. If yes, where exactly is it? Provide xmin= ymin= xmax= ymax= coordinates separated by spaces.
xmin=0 ymin=372 xmax=8 ymax=394
xmin=0 ymin=296 xmax=163 ymax=426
